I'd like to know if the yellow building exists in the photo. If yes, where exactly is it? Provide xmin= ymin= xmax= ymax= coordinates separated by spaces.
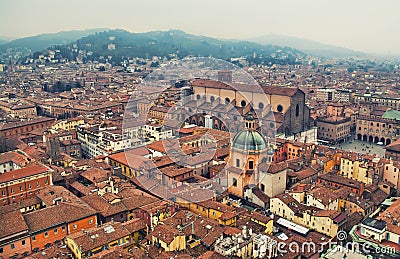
xmin=151 ymin=224 xmax=186 ymax=252
xmin=320 ymin=156 xmax=336 ymax=173
xmin=383 ymin=161 xmax=400 ymax=191
xmin=183 ymin=199 xmax=238 ymax=226
xmin=306 ymin=210 xmax=342 ymax=237
xmin=149 ymin=210 xmax=224 ymax=252
xmin=338 ymin=195 xmax=374 ymax=217
xmin=270 ymin=194 xmax=345 ymax=237
xmin=108 ymin=149 xmax=149 ymax=178
xmin=51 ymin=116 xmax=85 ymax=131
xmin=270 ymin=194 xmax=304 ymax=223
xmin=306 ymin=186 xmax=340 ymax=210
xmin=59 ymin=153 xmax=79 ymax=168
xmin=340 ymin=153 xmax=373 ymax=184
xmin=250 ymin=211 xmax=274 ymax=234
xmin=64 ymin=219 xmax=146 ymax=259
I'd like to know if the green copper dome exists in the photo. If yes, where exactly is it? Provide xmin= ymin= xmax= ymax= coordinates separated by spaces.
xmin=232 ymin=130 xmax=267 ymax=151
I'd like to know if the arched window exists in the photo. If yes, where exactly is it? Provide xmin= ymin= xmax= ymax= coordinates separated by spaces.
xmin=196 ymin=94 xmax=201 ymax=100
xmin=241 ymin=100 xmax=247 ymax=107
xmin=210 ymin=96 xmax=215 ymax=102
xmin=258 ymin=102 xmax=264 ymax=110
xmin=277 ymin=105 xmax=283 ymax=113
xmin=296 ymin=104 xmax=300 ymax=117
xmin=225 ymin=97 xmax=230 ymax=104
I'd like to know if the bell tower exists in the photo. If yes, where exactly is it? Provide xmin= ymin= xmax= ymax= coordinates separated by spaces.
xmin=227 ymin=112 xmax=268 ymax=197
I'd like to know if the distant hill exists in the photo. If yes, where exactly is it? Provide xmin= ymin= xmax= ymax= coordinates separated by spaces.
xmin=249 ymin=33 xmax=366 ymax=58
xmin=0 ymin=29 xmax=108 ymax=53
xmin=0 ymin=38 xmax=8 ymax=45
xmin=48 ymin=29 xmax=304 ymax=65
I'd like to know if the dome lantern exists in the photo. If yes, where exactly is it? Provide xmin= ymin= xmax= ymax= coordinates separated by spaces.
xmin=232 ymin=111 xmax=266 ymax=151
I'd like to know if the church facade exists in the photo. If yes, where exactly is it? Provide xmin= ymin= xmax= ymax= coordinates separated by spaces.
xmin=180 ymin=77 xmax=311 ymax=138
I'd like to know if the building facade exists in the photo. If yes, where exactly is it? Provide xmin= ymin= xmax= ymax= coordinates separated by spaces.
xmin=182 ymin=78 xmax=311 ymax=137
xmin=317 ymin=116 xmax=352 ymax=144
xmin=0 ymin=165 xmax=53 ymax=206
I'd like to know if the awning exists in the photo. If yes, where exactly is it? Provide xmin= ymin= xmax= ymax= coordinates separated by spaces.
xmin=276 ymin=217 xmax=309 ymax=235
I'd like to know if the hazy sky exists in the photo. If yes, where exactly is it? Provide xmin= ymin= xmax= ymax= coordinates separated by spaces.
xmin=1 ymin=0 xmax=399 ymax=55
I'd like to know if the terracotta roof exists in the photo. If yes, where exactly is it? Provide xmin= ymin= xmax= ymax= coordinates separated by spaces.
xmin=90 ymin=246 xmax=141 ymax=259
xmin=0 ymin=164 xmax=50 ymax=183
xmin=80 ymin=167 xmax=110 ymax=183
xmin=377 ymin=197 xmax=400 ymax=235
xmin=259 ymin=161 xmax=287 ymax=174
xmin=0 ymin=150 xmax=30 ymax=165
xmin=308 ymin=186 xmax=341 ymax=206
xmin=386 ymin=139 xmax=400 ymax=152
xmin=160 ymin=166 xmax=192 ymax=178
xmin=190 ymin=79 xmax=235 ymax=91
xmin=197 ymin=200 xmax=235 ymax=213
xmin=219 ymin=211 xmax=236 ymax=221
xmin=0 ymin=117 xmax=54 ymax=130
xmin=36 ymin=185 xmax=86 ymax=207
xmin=122 ymin=218 xmax=146 ymax=233
xmin=318 ymin=173 xmax=363 ymax=190
xmin=179 ymin=126 xmax=197 ymax=134
xmin=252 ymin=188 xmax=270 ymax=203
xmin=0 ymin=210 xmax=29 ymax=239
xmin=70 ymin=181 xmax=93 ymax=196
xmin=108 ymin=151 xmax=148 ymax=169
xmin=312 ymin=210 xmax=341 ymax=220
xmin=23 ymin=202 xmax=96 ymax=233
xmin=198 ymin=251 xmax=227 ymax=259
xmin=101 ymin=192 xmax=121 ymax=203
xmin=24 ymin=245 xmax=71 ymax=259
xmin=191 ymin=79 xmax=301 ymax=97
xmin=66 ymin=222 xmax=131 ymax=253
xmin=223 ymin=226 xmax=242 ymax=236
xmin=236 ymin=213 xmax=266 ymax=234
xmin=367 ymin=188 xmax=389 ymax=206
xmin=81 ymin=193 xmax=157 ymax=217
xmin=159 ymin=210 xmax=223 ymax=246
xmin=250 ymin=211 xmax=272 ymax=224
xmin=262 ymin=85 xmax=299 ymax=97
xmin=274 ymin=193 xmax=306 ymax=214
xmin=152 ymin=223 xmax=180 ymax=244
xmin=0 ymin=196 xmax=41 ymax=214
xmin=295 ymin=167 xmax=318 ymax=181
xmin=123 ymin=146 xmax=149 ymax=157
xmin=333 ymin=187 xmax=352 ymax=199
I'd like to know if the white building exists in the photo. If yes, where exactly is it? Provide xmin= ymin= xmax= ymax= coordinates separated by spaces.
xmin=316 ymin=88 xmax=335 ymax=102
xmin=316 ymin=88 xmax=351 ymax=103
xmin=214 ymin=226 xmax=253 ymax=258
xmin=252 ymin=234 xmax=278 ymax=259
xmin=77 ymin=122 xmax=172 ymax=158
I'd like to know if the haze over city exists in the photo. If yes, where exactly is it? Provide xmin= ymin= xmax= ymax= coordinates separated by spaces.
xmin=1 ymin=0 xmax=400 ymax=55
